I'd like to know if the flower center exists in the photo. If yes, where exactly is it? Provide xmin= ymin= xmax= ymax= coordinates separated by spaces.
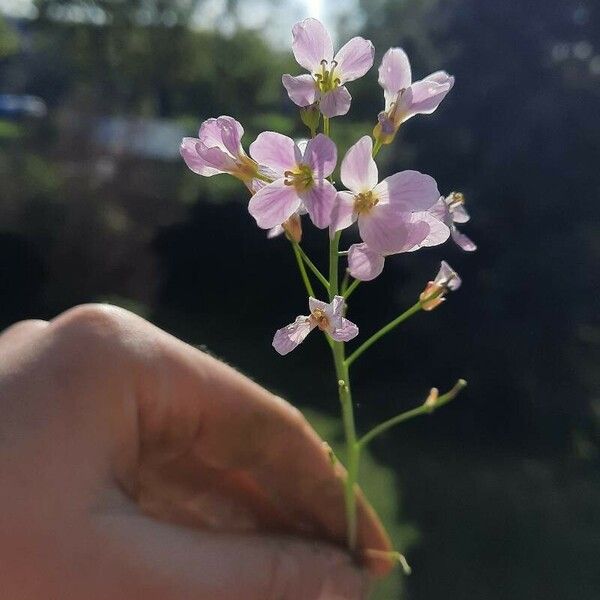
xmin=314 ymin=59 xmax=340 ymax=93
xmin=284 ymin=164 xmax=314 ymax=192
xmin=447 ymin=192 xmax=465 ymax=208
xmin=310 ymin=308 xmax=330 ymax=331
xmin=354 ymin=190 xmax=379 ymax=214
xmin=236 ymin=154 xmax=260 ymax=180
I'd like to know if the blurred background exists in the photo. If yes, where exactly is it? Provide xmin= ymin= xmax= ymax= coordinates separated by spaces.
xmin=1 ymin=0 xmax=599 ymax=598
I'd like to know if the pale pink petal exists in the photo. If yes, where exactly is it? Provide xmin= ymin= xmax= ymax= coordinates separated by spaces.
xmin=330 ymin=191 xmax=357 ymax=233
xmin=435 ymin=261 xmax=461 ymax=290
xmin=300 ymin=179 xmax=337 ymax=229
xmin=330 ymin=317 xmax=359 ymax=342
xmin=196 ymin=141 xmax=239 ymax=173
xmin=292 ymin=18 xmax=334 ymax=73
xmin=248 ymin=179 xmax=302 ymax=229
xmin=249 ymin=132 xmax=298 ymax=176
xmin=327 ymin=295 xmax=346 ymax=329
xmin=197 ymin=118 xmax=234 ymax=154
xmin=216 ymin=116 xmax=245 ymax=157
xmin=429 ymin=196 xmax=450 ymax=223
xmin=358 ymin=204 xmax=415 ymax=254
xmin=340 ymin=136 xmax=378 ymax=193
xmin=451 ymin=227 xmax=477 ymax=251
xmin=319 ymin=86 xmax=352 ymax=118
xmin=348 ymin=243 xmax=385 ymax=281
xmin=180 ymin=137 xmax=221 ymax=176
xmin=450 ymin=203 xmax=470 ymax=224
xmin=424 ymin=70 xmax=455 ymax=87
xmin=282 ymin=74 xmax=319 ymax=107
xmin=403 ymin=76 xmax=453 ymax=116
xmin=308 ymin=297 xmax=329 ymax=314
xmin=303 ymin=133 xmax=337 ymax=179
xmin=333 ymin=37 xmax=375 ymax=83
xmin=272 ymin=316 xmax=315 ymax=355
xmin=378 ymin=48 xmax=412 ymax=106
xmin=267 ymin=224 xmax=285 ymax=238
xmin=409 ymin=210 xmax=451 ymax=249
xmin=375 ymin=170 xmax=439 ymax=211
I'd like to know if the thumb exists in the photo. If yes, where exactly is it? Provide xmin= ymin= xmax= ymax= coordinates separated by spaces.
xmin=90 ymin=512 xmax=371 ymax=600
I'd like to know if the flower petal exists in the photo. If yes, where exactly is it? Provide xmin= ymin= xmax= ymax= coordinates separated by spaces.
xmin=451 ymin=227 xmax=477 ymax=251
xmin=330 ymin=191 xmax=357 ymax=234
xmin=358 ymin=204 xmax=415 ymax=254
xmin=180 ymin=137 xmax=221 ymax=176
xmin=303 ymin=133 xmax=337 ymax=179
xmin=282 ymin=74 xmax=319 ymax=107
xmin=340 ymin=136 xmax=378 ymax=193
xmin=378 ymin=48 xmax=412 ymax=106
xmin=292 ymin=18 xmax=334 ymax=73
xmin=330 ymin=317 xmax=359 ymax=342
xmin=403 ymin=75 xmax=454 ymax=116
xmin=435 ymin=260 xmax=461 ymax=290
xmin=272 ymin=316 xmax=315 ymax=355
xmin=308 ymin=297 xmax=329 ymax=314
xmin=319 ymin=86 xmax=352 ymax=118
xmin=249 ymin=132 xmax=299 ymax=176
xmin=300 ymin=179 xmax=337 ymax=229
xmin=347 ymin=243 xmax=385 ymax=281
xmin=196 ymin=141 xmax=239 ymax=173
xmin=450 ymin=203 xmax=470 ymax=224
xmin=248 ymin=179 xmax=302 ymax=229
xmin=333 ymin=36 xmax=375 ymax=83
xmin=216 ymin=116 xmax=245 ymax=157
xmin=409 ymin=210 xmax=451 ymax=249
xmin=376 ymin=170 xmax=440 ymax=211
xmin=267 ymin=224 xmax=284 ymax=238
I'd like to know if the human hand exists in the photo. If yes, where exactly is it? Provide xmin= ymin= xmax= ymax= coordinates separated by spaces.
xmin=0 ymin=304 xmax=391 ymax=599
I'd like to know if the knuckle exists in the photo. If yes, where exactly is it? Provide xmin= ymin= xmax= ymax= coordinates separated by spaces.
xmin=1 ymin=319 xmax=48 ymax=338
xmin=50 ymin=303 xmax=133 ymax=348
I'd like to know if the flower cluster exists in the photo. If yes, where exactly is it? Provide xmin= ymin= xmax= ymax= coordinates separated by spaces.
xmin=180 ymin=17 xmax=476 ymax=355
xmin=181 ymin=17 xmax=473 ymax=566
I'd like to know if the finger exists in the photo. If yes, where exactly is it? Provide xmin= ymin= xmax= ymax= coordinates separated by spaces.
xmin=22 ymin=305 xmax=391 ymax=572
xmin=0 ymin=319 xmax=48 ymax=348
xmin=92 ymin=511 xmax=371 ymax=600
xmin=90 ymin=306 xmax=394 ymax=571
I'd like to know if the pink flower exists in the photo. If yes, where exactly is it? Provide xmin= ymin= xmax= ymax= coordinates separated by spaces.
xmin=248 ymin=132 xmax=337 ymax=229
xmin=273 ymin=296 xmax=358 ymax=355
xmin=375 ymin=48 xmax=454 ymax=144
xmin=419 ymin=260 xmax=461 ymax=311
xmin=411 ymin=192 xmax=477 ymax=252
xmin=180 ymin=116 xmax=267 ymax=191
xmin=330 ymin=136 xmax=438 ymax=254
xmin=282 ymin=18 xmax=374 ymax=118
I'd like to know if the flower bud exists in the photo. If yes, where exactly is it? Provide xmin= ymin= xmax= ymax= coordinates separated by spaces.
xmin=282 ymin=212 xmax=302 ymax=243
xmin=300 ymin=103 xmax=321 ymax=134
xmin=419 ymin=282 xmax=445 ymax=311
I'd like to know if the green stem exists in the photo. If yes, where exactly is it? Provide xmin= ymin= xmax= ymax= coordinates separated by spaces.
xmin=291 ymin=242 xmax=315 ymax=298
xmin=372 ymin=138 xmax=383 ymax=158
xmin=343 ymin=278 xmax=361 ymax=299
xmin=323 ymin=116 xmax=330 ymax=137
xmin=358 ymin=379 xmax=467 ymax=449
xmin=332 ymin=341 xmax=359 ymax=551
xmin=328 ymin=231 xmax=341 ymax=300
xmin=327 ymin=228 xmax=359 ymax=551
xmin=346 ymin=302 xmax=422 ymax=368
xmin=293 ymin=242 xmax=330 ymax=292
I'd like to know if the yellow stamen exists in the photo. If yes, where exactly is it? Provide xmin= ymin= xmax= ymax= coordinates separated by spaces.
xmin=354 ymin=190 xmax=379 ymax=214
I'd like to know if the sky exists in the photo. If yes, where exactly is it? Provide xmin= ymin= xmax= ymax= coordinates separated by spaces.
xmin=0 ymin=0 xmax=362 ymax=47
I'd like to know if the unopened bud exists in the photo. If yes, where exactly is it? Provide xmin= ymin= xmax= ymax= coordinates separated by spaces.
xmin=300 ymin=103 xmax=321 ymax=134
xmin=283 ymin=213 xmax=302 ymax=243
xmin=419 ymin=281 xmax=445 ymax=311
xmin=424 ymin=387 xmax=439 ymax=410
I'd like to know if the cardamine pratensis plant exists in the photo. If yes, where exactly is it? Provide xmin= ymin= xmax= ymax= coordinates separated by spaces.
xmin=180 ymin=17 xmax=475 ymax=576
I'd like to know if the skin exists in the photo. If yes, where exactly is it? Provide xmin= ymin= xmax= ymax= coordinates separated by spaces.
xmin=0 ymin=304 xmax=392 ymax=599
